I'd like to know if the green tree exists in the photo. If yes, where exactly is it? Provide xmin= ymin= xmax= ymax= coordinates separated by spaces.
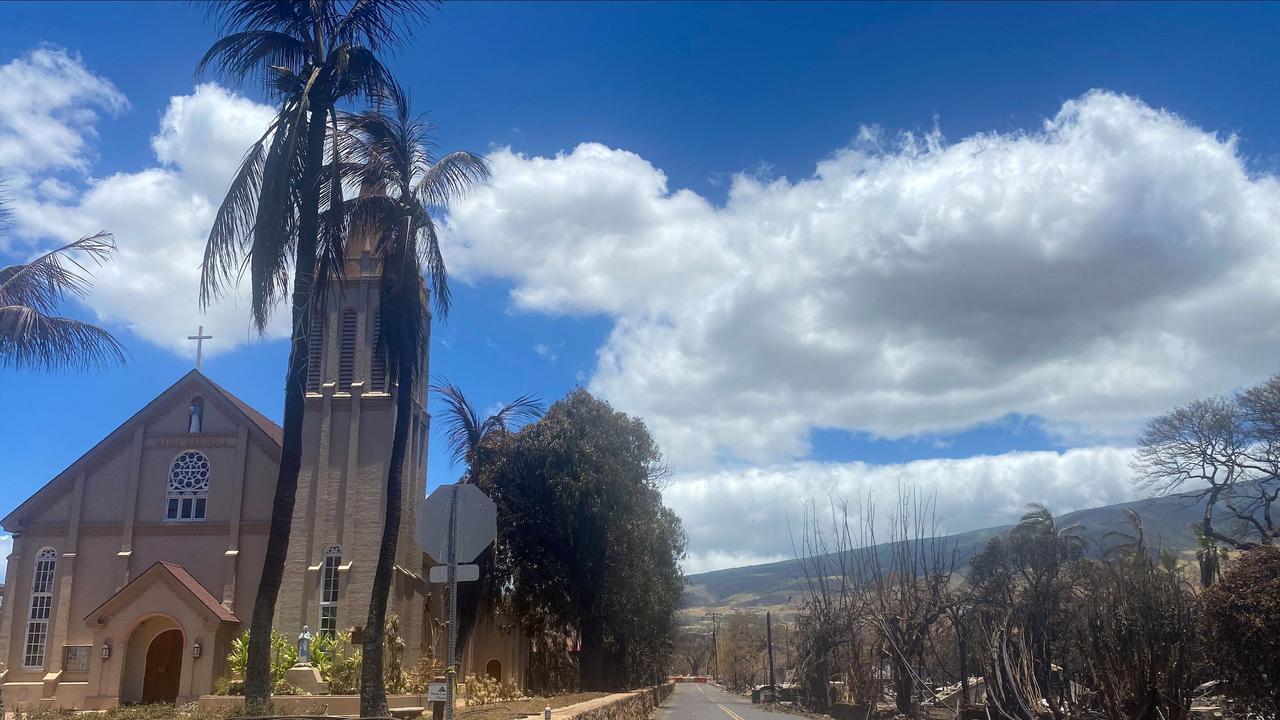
xmin=195 ymin=0 xmax=430 ymax=707
xmin=336 ymin=85 xmax=489 ymax=716
xmin=478 ymin=389 xmax=686 ymax=690
xmin=431 ymin=380 xmax=542 ymax=671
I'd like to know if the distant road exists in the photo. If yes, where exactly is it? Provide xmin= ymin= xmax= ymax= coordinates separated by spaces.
xmin=659 ymin=683 xmax=800 ymax=720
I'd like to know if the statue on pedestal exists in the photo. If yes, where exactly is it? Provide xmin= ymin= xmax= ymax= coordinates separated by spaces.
xmin=298 ymin=625 xmax=313 ymax=665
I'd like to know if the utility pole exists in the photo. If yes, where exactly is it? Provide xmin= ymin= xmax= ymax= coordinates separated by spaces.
xmin=710 ymin=612 xmax=719 ymax=683
xmin=766 ymin=611 xmax=777 ymax=701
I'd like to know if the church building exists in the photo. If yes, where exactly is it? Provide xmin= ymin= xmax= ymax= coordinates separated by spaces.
xmin=0 ymin=251 xmax=527 ymax=709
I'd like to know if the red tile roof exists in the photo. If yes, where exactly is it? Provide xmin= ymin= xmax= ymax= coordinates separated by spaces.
xmin=157 ymin=561 xmax=240 ymax=623
xmin=84 ymin=561 xmax=239 ymax=625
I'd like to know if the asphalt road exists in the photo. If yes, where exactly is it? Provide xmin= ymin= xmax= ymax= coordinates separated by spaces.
xmin=659 ymin=683 xmax=799 ymax=720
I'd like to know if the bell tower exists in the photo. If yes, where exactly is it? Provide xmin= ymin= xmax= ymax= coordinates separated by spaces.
xmin=274 ymin=236 xmax=431 ymax=660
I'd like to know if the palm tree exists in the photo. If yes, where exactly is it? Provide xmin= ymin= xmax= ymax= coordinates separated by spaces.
xmin=0 ymin=232 xmax=125 ymax=371
xmin=336 ymin=87 xmax=490 ymax=716
xmin=195 ymin=1 xmax=430 ymax=707
xmin=431 ymin=380 xmax=542 ymax=679
xmin=433 ymin=381 xmax=544 ymax=475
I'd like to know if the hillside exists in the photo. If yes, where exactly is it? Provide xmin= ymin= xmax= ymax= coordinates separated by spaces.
xmin=681 ymin=491 xmax=1209 ymax=615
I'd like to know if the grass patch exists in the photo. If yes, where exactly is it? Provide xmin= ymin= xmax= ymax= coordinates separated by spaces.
xmin=456 ymin=693 xmax=610 ymax=720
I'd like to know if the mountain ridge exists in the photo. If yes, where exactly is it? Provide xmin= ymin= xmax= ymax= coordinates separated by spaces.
xmin=680 ymin=490 xmax=1209 ymax=613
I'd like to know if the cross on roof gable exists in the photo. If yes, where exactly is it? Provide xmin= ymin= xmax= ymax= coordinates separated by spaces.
xmin=2 ymin=370 xmax=282 ymax=530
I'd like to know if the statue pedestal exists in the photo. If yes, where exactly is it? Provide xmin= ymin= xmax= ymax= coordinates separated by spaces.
xmin=285 ymin=664 xmax=327 ymax=695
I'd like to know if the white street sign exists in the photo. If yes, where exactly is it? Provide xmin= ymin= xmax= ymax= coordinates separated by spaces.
xmin=427 ymin=682 xmax=448 ymax=703
xmin=430 ymin=563 xmax=479 ymax=583
xmin=416 ymin=483 xmax=497 ymax=563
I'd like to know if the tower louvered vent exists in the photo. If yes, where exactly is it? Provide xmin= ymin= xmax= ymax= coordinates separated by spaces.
xmin=306 ymin=307 xmax=325 ymax=392
xmin=371 ymin=316 xmax=387 ymax=392
xmin=338 ymin=309 xmax=358 ymax=388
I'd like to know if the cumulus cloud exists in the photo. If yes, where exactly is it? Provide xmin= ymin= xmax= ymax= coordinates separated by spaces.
xmin=669 ymin=446 xmax=1138 ymax=573
xmin=10 ymin=82 xmax=284 ymax=355
xmin=444 ymin=91 xmax=1280 ymax=468
xmin=0 ymin=46 xmax=127 ymax=176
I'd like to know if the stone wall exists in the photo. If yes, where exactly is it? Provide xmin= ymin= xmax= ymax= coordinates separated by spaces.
xmin=525 ymin=684 xmax=675 ymax=720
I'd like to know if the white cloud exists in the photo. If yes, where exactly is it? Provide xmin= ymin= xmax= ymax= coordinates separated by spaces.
xmin=669 ymin=446 xmax=1138 ymax=573
xmin=10 ymin=83 xmax=284 ymax=355
xmin=533 ymin=342 xmax=558 ymax=361
xmin=0 ymin=46 xmax=127 ymax=175
xmin=443 ymin=91 xmax=1280 ymax=468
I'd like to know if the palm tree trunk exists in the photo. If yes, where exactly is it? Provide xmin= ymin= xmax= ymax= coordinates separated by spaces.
xmin=244 ymin=106 xmax=329 ymax=710
xmin=362 ymin=358 xmax=412 ymax=716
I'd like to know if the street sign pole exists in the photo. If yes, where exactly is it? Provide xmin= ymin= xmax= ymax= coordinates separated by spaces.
xmin=446 ymin=485 xmax=459 ymax=720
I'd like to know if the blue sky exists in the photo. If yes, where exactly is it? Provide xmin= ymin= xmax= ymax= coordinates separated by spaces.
xmin=3 ymin=2 xmax=1280 ymax=572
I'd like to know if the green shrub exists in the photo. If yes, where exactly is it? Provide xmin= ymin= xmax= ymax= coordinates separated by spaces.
xmin=223 ymin=629 xmax=299 ymax=693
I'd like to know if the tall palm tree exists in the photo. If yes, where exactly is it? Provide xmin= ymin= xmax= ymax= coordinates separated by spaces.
xmin=195 ymin=1 xmax=430 ymax=707
xmin=0 ymin=231 xmax=126 ymax=371
xmin=431 ymin=381 xmax=542 ymax=676
xmin=337 ymin=86 xmax=490 ymax=716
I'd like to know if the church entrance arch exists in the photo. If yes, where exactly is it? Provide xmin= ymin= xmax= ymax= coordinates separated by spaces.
xmin=121 ymin=616 xmax=184 ymax=705
xmin=142 ymin=629 xmax=183 ymax=703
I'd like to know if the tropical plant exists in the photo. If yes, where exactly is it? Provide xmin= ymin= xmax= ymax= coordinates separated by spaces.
xmin=334 ymin=86 xmax=489 ymax=716
xmin=195 ymin=0 xmax=430 ymax=707
xmin=431 ymin=380 xmax=543 ymax=670
xmin=0 ymin=227 xmax=125 ymax=371
xmin=226 ymin=629 xmax=298 ymax=690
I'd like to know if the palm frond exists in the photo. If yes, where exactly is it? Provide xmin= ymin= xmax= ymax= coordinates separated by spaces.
xmin=0 ymin=232 xmax=124 ymax=371
xmin=0 ymin=306 xmax=126 ymax=371
xmin=431 ymin=380 xmax=483 ymax=468
xmin=414 ymin=150 xmax=490 ymax=209
xmin=0 ymin=305 xmax=126 ymax=371
xmin=201 ymin=127 xmax=271 ymax=308
xmin=194 ymin=30 xmax=310 ymax=88
xmin=0 ymin=232 xmax=116 ymax=312
xmin=480 ymin=393 xmax=545 ymax=435
xmin=415 ymin=215 xmax=449 ymax=317
xmin=202 ymin=1 xmax=318 ymax=45
xmin=334 ymin=0 xmax=436 ymax=51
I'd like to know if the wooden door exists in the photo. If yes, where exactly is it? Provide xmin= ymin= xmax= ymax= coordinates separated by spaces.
xmin=141 ymin=629 xmax=183 ymax=704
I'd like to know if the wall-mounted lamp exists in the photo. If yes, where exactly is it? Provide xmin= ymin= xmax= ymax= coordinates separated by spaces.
xmin=101 ymin=641 xmax=111 ymax=659
xmin=192 ymin=641 xmax=202 ymax=659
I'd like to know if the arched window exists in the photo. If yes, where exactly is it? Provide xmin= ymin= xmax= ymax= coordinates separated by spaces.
xmin=188 ymin=396 xmax=204 ymax=434
xmin=23 ymin=548 xmax=57 ymax=668
xmin=166 ymin=450 xmax=209 ymax=521
xmin=318 ymin=545 xmax=341 ymax=638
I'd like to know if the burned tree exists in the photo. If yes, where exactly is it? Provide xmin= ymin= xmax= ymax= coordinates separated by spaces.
xmin=794 ymin=487 xmax=958 ymax=716
xmin=1135 ymin=375 xmax=1280 ymax=550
